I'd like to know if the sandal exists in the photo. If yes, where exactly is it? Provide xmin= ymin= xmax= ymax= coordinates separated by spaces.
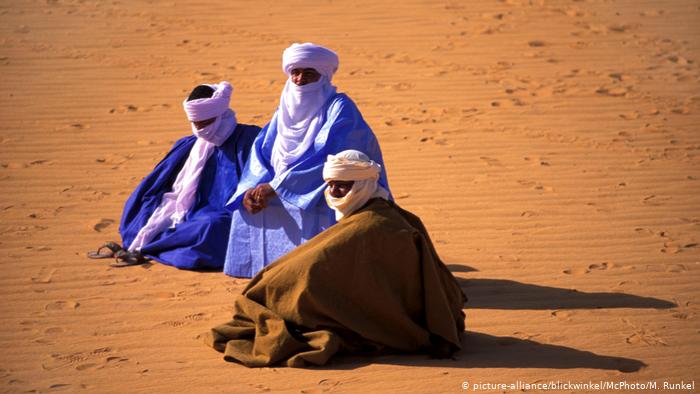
xmin=111 ymin=250 xmax=147 ymax=267
xmin=87 ymin=241 xmax=123 ymax=259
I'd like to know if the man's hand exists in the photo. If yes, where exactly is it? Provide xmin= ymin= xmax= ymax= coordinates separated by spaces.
xmin=242 ymin=184 xmax=276 ymax=214
xmin=242 ymin=188 xmax=262 ymax=214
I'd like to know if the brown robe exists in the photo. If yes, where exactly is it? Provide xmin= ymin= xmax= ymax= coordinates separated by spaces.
xmin=206 ymin=198 xmax=466 ymax=367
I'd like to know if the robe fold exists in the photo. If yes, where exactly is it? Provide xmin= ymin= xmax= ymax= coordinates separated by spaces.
xmin=224 ymin=93 xmax=391 ymax=278
xmin=119 ymin=124 xmax=260 ymax=270
xmin=207 ymin=198 xmax=466 ymax=367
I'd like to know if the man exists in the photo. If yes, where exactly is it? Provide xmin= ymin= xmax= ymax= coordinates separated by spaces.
xmin=207 ymin=150 xmax=466 ymax=367
xmin=91 ymin=82 xmax=260 ymax=269
xmin=224 ymin=43 xmax=391 ymax=278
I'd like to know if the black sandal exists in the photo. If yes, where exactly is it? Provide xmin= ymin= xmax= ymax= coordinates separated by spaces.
xmin=87 ymin=241 xmax=123 ymax=259
xmin=111 ymin=250 xmax=147 ymax=267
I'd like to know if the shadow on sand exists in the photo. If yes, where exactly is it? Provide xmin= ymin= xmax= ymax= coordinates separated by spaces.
xmin=455 ymin=278 xmax=676 ymax=310
xmin=446 ymin=263 xmax=478 ymax=273
xmin=314 ymin=269 xmax=670 ymax=371
xmin=326 ymin=331 xmax=645 ymax=372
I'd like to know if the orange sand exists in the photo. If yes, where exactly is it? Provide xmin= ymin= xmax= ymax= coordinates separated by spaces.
xmin=0 ymin=1 xmax=698 ymax=392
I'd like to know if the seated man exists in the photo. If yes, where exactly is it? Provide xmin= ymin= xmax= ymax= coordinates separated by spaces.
xmin=223 ymin=43 xmax=391 ymax=278
xmin=206 ymin=150 xmax=466 ymax=367
xmin=92 ymin=82 xmax=260 ymax=269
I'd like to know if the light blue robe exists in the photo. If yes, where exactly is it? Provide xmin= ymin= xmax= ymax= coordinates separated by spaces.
xmin=224 ymin=93 xmax=391 ymax=278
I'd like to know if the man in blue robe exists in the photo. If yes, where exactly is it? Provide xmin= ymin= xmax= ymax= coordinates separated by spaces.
xmin=224 ymin=43 xmax=391 ymax=278
xmin=117 ymin=82 xmax=259 ymax=269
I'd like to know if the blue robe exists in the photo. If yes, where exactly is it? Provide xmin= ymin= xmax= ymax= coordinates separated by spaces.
xmin=224 ymin=93 xmax=391 ymax=278
xmin=119 ymin=124 xmax=260 ymax=270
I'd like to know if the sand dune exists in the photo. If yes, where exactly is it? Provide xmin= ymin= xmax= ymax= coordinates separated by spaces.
xmin=0 ymin=0 xmax=698 ymax=392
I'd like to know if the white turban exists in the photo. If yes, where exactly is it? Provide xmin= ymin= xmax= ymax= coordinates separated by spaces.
xmin=271 ymin=43 xmax=339 ymax=176
xmin=323 ymin=150 xmax=389 ymax=220
xmin=183 ymin=81 xmax=233 ymax=122
xmin=282 ymin=43 xmax=339 ymax=79
xmin=182 ymin=81 xmax=237 ymax=147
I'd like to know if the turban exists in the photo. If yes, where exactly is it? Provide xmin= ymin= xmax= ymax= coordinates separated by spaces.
xmin=282 ymin=43 xmax=339 ymax=79
xmin=182 ymin=81 xmax=232 ymax=122
xmin=323 ymin=150 xmax=389 ymax=220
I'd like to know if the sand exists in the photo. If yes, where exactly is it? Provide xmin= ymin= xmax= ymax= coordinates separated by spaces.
xmin=0 ymin=0 xmax=698 ymax=392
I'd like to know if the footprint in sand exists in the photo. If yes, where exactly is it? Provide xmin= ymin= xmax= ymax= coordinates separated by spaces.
xmin=669 ymin=300 xmax=694 ymax=320
xmin=665 ymin=264 xmax=687 ymax=273
xmin=299 ymin=379 xmax=341 ymax=393
xmin=31 ymin=267 xmax=56 ymax=283
xmin=184 ymin=312 xmax=211 ymax=321
xmin=667 ymin=55 xmax=692 ymax=66
xmin=93 ymin=218 xmax=114 ymax=232
xmin=619 ymin=111 xmax=640 ymax=120
xmin=75 ymin=355 xmax=128 ymax=372
xmin=564 ymin=262 xmax=612 ymax=275
xmin=27 ymin=159 xmax=54 ymax=167
xmin=595 ymin=86 xmax=630 ymax=97
xmin=42 ymin=347 xmax=113 ymax=371
xmin=512 ymin=331 xmax=541 ymax=341
xmin=562 ymin=267 xmax=584 ymax=275
xmin=622 ymin=319 xmax=668 ymax=346
xmin=617 ymin=280 xmax=640 ymax=287
xmin=479 ymin=156 xmax=502 ymax=167
xmin=26 ymin=245 xmax=52 ymax=252
xmin=587 ymin=262 xmax=609 ymax=272
xmin=44 ymin=327 xmax=65 ymax=335
xmin=47 ymin=383 xmax=72 ymax=391
xmin=625 ymin=330 xmax=668 ymax=347
xmin=641 ymin=194 xmax=671 ymax=206
xmin=4 ymin=162 xmax=28 ymax=169
xmin=533 ymin=184 xmax=554 ymax=192
xmin=95 ymin=153 xmax=133 ymax=169
xmin=248 ymin=383 xmax=271 ymax=392
xmin=109 ymin=104 xmax=139 ymax=114
xmin=607 ymin=23 xmax=634 ymax=33
xmin=176 ymin=287 xmax=212 ymax=298
xmin=670 ymin=106 xmax=690 ymax=115
xmin=640 ymin=9 xmax=665 ymax=17
xmin=82 ymin=190 xmax=110 ymax=202
xmin=45 ymin=300 xmax=80 ymax=311
xmin=155 ymin=320 xmax=187 ymax=328
xmin=671 ymin=311 xmax=691 ymax=320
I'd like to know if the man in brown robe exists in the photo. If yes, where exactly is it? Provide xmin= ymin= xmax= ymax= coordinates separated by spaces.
xmin=206 ymin=150 xmax=466 ymax=367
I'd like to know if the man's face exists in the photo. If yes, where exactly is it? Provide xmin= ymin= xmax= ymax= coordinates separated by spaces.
xmin=328 ymin=180 xmax=354 ymax=198
xmin=192 ymin=117 xmax=216 ymax=130
xmin=290 ymin=68 xmax=321 ymax=86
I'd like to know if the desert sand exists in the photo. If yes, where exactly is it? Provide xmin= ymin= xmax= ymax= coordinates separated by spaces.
xmin=1 ymin=0 xmax=699 ymax=392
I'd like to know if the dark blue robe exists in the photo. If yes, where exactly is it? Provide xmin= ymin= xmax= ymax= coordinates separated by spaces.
xmin=119 ymin=124 xmax=260 ymax=270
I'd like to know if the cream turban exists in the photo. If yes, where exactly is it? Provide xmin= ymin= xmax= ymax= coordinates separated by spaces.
xmin=282 ymin=43 xmax=339 ymax=79
xmin=323 ymin=150 xmax=389 ymax=220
